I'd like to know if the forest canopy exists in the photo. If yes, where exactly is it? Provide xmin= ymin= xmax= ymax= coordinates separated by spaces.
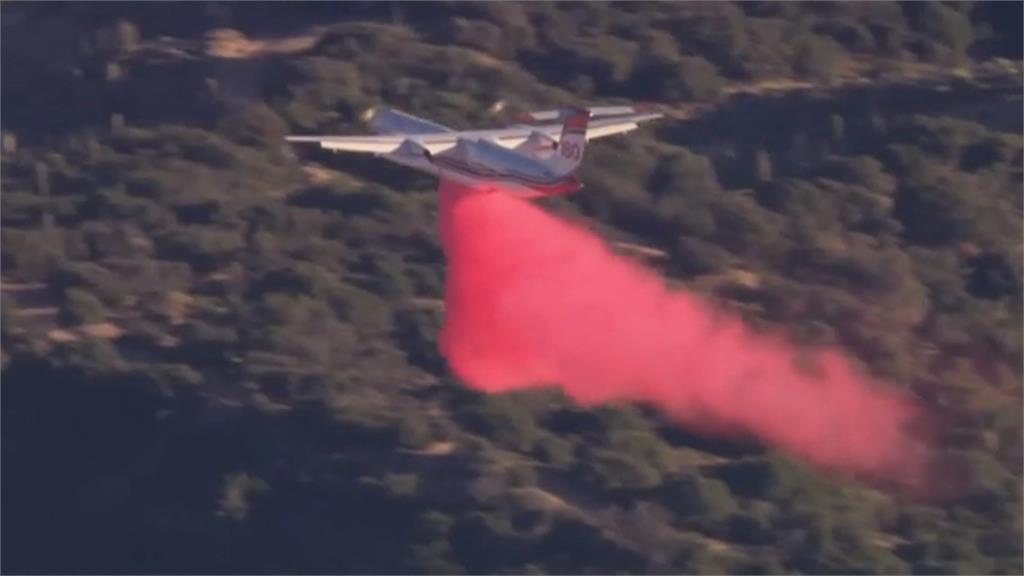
xmin=2 ymin=2 xmax=1022 ymax=574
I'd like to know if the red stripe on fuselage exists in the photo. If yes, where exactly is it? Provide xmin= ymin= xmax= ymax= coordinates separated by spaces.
xmin=433 ymin=156 xmax=579 ymax=193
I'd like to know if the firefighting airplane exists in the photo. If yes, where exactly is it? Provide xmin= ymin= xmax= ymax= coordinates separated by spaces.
xmin=285 ymin=104 xmax=663 ymax=197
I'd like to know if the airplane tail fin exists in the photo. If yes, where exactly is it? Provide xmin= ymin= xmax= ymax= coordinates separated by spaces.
xmin=547 ymin=107 xmax=591 ymax=176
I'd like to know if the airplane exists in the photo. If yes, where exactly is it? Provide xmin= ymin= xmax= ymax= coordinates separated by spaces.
xmin=285 ymin=104 xmax=663 ymax=198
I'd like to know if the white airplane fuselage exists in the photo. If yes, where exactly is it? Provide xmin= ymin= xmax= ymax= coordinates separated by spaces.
xmin=381 ymin=137 xmax=580 ymax=198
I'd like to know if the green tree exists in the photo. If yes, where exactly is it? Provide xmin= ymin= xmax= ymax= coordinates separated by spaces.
xmin=670 ymin=236 xmax=733 ymax=276
xmin=397 ymin=413 xmax=435 ymax=449
xmin=649 ymin=149 xmax=722 ymax=199
xmin=217 ymin=472 xmax=269 ymax=521
xmin=218 ymin=103 xmax=289 ymax=148
xmin=50 ymin=338 xmax=124 ymax=377
xmin=893 ymin=174 xmax=981 ymax=246
xmin=918 ymin=2 xmax=973 ymax=61
xmin=60 ymin=288 xmax=106 ymax=325
xmin=631 ymin=54 xmax=724 ymax=102
xmin=713 ymin=455 xmax=805 ymax=500
xmin=668 ymin=473 xmax=737 ymax=522
xmin=793 ymin=34 xmax=846 ymax=82
xmin=51 ymin=262 xmax=127 ymax=307
xmin=531 ymin=432 xmax=576 ymax=468
xmin=669 ymin=56 xmax=725 ymax=101
xmin=580 ymin=447 xmax=664 ymax=491
xmin=506 ymin=463 xmax=537 ymax=488
xmin=94 ymin=19 xmax=140 ymax=54
xmin=408 ymin=541 xmax=465 ymax=575
xmin=463 ymin=395 xmax=540 ymax=452
xmin=379 ymin=473 xmax=420 ymax=498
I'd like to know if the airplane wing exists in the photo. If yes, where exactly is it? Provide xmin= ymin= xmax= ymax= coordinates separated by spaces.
xmin=513 ymin=104 xmax=660 ymax=125
xmin=511 ymin=104 xmax=662 ymax=140
xmin=285 ymin=105 xmax=662 ymax=154
xmin=285 ymin=134 xmax=408 ymax=153
xmin=285 ymin=107 xmax=455 ymax=153
xmin=572 ymin=110 xmax=663 ymax=140
xmin=368 ymin=107 xmax=454 ymax=135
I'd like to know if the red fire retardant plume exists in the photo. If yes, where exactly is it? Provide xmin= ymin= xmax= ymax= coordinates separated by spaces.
xmin=437 ymin=179 xmax=935 ymax=489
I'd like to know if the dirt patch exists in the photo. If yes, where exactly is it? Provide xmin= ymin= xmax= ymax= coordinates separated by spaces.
xmin=80 ymin=322 xmax=124 ymax=340
xmin=161 ymin=291 xmax=193 ymax=325
xmin=205 ymin=27 xmax=325 ymax=59
xmin=466 ymin=49 xmax=508 ymax=70
xmin=302 ymin=163 xmax=338 ymax=185
xmin=1 ymin=281 xmax=47 ymax=292
xmin=691 ymin=532 xmax=735 ymax=555
xmin=416 ymin=441 xmax=458 ymax=456
xmin=691 ymin=268 xmax=762 ymax=292
xmin=10 ymin=306 xmax=58 ymax=318
xmin=872 ymin=532 xmax=907 ymax=550
xmin=409 ymin=297 xmax=445 ymax=311
xmin=47 ymin=328 xmax=78 ymax=343
xmin=511 ymin=486 xmax=573 ymax=512
xmin=614 ymin=242 xmax=668 ymax=260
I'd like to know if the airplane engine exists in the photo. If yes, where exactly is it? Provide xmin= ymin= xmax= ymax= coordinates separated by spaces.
xmin=394 ymin=138 xmax=431 ymax=159
xmin=385 ymin=138 xmax=438 ymax=175
xmin=516 ymin=131 xmax=558 ymax=159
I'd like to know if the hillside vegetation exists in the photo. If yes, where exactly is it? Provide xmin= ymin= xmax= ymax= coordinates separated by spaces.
xmin=2 ymin=2 xmax=1022 ymax=574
